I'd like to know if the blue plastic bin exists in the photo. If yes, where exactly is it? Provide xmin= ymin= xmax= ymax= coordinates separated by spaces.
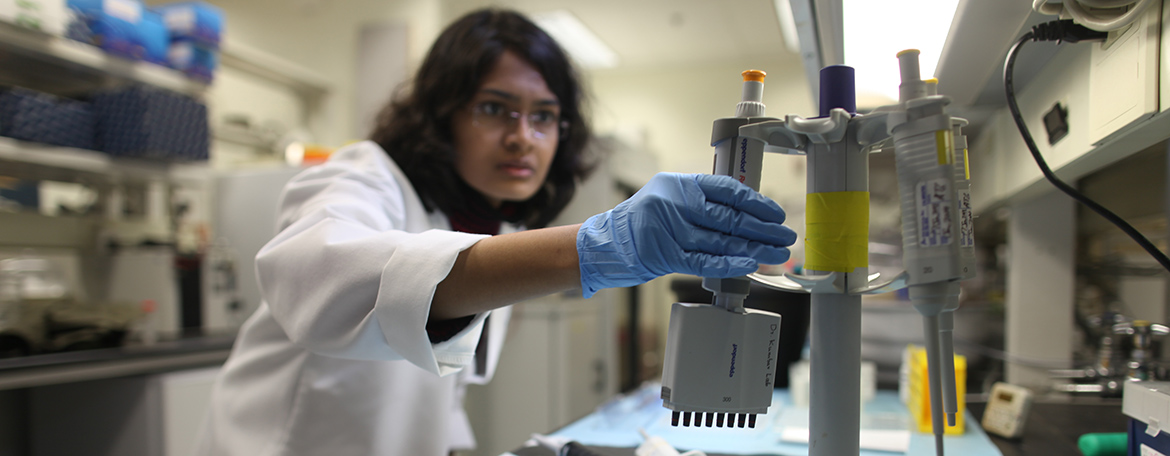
xmin=66 ymin=0 xmax=147 ymax=60
xmin=152 ymin=1 xmax=222 ymax=47
xmin=140 ymin=10 xmax=169 ymax=65
xmin=167 ymin=39 xmax=218 ymax=82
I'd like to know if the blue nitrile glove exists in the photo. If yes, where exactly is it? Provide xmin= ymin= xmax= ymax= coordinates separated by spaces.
xmin=577 ymin=172 xmax=797 ymax=298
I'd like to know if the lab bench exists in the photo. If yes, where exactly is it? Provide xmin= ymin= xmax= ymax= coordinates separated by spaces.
xmin=0 ymin=333 xmax=234 ymax=456
xmin=967 ymin=398 xmax=1128 ymax=456
xmin=510 ymin=386 xmax=1131 ymax=456
xmin=0 ymin=332 xmax=233 ymax=391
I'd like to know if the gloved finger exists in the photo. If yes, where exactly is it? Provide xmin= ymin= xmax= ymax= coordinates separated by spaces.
xmin=673 ymin=251 xmax=760 ymax=278
xmin=691 ymin=174 xmax=787 ymax=224
xmin=676 ymin=226 xmax=792 ymax=265
xmin=695 ymin=201 xmax=797 ymax=246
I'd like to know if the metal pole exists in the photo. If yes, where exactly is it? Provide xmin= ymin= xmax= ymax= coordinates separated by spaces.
xmin=809 ymin=293 xmax=862 ymax=455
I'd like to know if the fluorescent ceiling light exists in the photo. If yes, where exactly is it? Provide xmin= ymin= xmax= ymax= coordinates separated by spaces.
xmin=843 ymin=0 xmax=960 ymax=107
xmin=532 ymin=10 xmax=619 ymax=69
xmin=773 ymin=0 xmax=801 ymax=54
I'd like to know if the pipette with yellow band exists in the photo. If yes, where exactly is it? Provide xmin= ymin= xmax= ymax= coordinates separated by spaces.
xmin=887 ymin=50 xmax=964 ymax=456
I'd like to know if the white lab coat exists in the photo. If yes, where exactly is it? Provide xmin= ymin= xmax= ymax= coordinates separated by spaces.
xmin=195 ymin=141 xmax=514 ymax=456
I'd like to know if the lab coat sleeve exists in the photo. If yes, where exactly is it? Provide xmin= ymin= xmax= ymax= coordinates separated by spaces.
xmin=254 ymin=145 xmax=490 ymax=376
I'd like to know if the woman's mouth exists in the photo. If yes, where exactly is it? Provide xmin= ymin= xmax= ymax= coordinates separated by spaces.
xmin=499 ymin=163 xmax=534 ymax=178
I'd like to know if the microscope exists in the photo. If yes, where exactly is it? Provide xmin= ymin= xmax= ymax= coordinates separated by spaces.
xmin=660 ymin=50 xmax=973 ymax=456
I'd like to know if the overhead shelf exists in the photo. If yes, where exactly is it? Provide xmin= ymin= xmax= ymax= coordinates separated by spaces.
xmin=0 ymin=136 xmax=173 ymax=185
xmin=219 ymin=40 xmax=331 ymax=101
xmin=0 ymin=21 xmax=207 ymax=98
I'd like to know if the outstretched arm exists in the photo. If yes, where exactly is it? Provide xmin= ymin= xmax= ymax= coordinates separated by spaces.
xmin=431 ymin=224 xmax=582 ymax=320
xmin=429 ymin=173 xmax=799 ymax=321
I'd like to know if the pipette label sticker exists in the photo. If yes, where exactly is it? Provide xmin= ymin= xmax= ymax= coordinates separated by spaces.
xmin=916 ymin=178 xmax=953 ymax=247
xmin=959 ymin=189 xmax=974 ymax=247
xmin=1142 ymin=444 xmax=1167 ymax=456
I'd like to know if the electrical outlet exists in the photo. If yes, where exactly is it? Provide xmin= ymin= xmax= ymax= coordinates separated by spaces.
xmin=1043 ymin=100 xmax=1070 ymax=145
xmin=1088 ymin=3 xmax=1160 ymax=145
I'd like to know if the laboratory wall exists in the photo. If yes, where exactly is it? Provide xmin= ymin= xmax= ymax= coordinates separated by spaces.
xmin=969 ymin=44 xmax=1094 ymax=215
xmin=146 ymin=0 xmax=444 ymax=146
xmin=199 ymin=0 xmax=816 ymax=200
xmin=588 ymin=59 xmax=815 ymax=187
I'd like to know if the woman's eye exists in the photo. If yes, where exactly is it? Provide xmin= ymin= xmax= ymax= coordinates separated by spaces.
xmin=531 ymin=110 xmax=558 ymax=125
xmin=479 ymin=102 xmax=506 ymax=117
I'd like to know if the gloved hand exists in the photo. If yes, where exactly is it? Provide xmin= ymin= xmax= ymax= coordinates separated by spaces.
xmin=578 ymin=173 xmax=797 ymax=298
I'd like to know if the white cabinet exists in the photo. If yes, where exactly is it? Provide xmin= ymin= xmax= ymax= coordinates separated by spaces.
xmin=463 ymin=292 xmax=618 ymax=456
xmin=29 ymin=366 xmax=221 ymax=456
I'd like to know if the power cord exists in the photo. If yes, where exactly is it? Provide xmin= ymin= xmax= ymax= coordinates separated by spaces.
xmin=1003 ymin=19 xmax=1170 ymax=272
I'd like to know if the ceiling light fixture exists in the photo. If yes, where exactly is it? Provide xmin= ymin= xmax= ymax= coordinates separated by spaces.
xmin=531 ymin=10 xmax=619 ymax=69
xmin=773 ymin=0 xmax=801 ymax=54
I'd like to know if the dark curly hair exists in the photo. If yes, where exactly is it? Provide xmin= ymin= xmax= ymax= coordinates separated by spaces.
xmin=368 ymin=8 xmax=595 ymax=229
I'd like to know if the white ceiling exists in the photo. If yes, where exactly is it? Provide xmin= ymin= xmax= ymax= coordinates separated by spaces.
xmin=441 ymin=0 xmax=801 ymax=70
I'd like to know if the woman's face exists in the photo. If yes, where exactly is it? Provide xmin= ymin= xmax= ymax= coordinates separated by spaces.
xmin=451 ymin=50 xmax=561 ymax=208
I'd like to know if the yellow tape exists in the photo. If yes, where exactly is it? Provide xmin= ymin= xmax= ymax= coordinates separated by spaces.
xmin=935 ymin=130 xmax=953 ymax=165
xmin=804 ymin=191 xmax=869 ymax=272
xmin=963 ymin=148 xmax=970 ymax=181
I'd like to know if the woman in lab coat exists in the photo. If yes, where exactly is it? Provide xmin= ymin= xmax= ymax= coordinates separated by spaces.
xmin=196 ymin=8 xmax=796 ymax=456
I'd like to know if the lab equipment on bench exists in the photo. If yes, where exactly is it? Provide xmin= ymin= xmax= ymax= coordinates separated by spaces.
xmin=659 ymin=50 xmax=974 ymax=456
xmin=526 ymin=429 xmax=708 ymax=456
xmin=1123 ymin=381 xmax=1170 ymax=456
xmin=528 ymin=433 xmax=606 ymax=456
xmin=980 ymin=382 xmax=1032 ymax=439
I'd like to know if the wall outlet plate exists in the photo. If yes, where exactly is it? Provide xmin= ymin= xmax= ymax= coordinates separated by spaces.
xmin=1089 ymin=3 xmax=1161 ymax=145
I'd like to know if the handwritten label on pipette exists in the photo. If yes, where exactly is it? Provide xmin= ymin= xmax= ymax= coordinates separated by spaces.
xmin=916 ymin=178 xmax=953 ymax=247
xmin=959 ymin=189 xmax=974 ymax=248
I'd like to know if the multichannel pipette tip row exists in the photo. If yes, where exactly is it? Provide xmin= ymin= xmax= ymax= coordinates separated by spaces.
xmin=670 ymin=410 xmax=758 ymax=428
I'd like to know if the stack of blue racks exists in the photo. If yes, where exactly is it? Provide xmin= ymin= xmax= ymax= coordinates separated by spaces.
xmin=0 ymin=85 xmax=209 ymax=161
xmin=0 ymin=88 xmax=96 ymax=150
xmin=92 ymin=85 xmax=209 ymax=160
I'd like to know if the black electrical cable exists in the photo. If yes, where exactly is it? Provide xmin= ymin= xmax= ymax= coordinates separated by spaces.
xmin=1003 ymin=22 xmax=1170 ymax=272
